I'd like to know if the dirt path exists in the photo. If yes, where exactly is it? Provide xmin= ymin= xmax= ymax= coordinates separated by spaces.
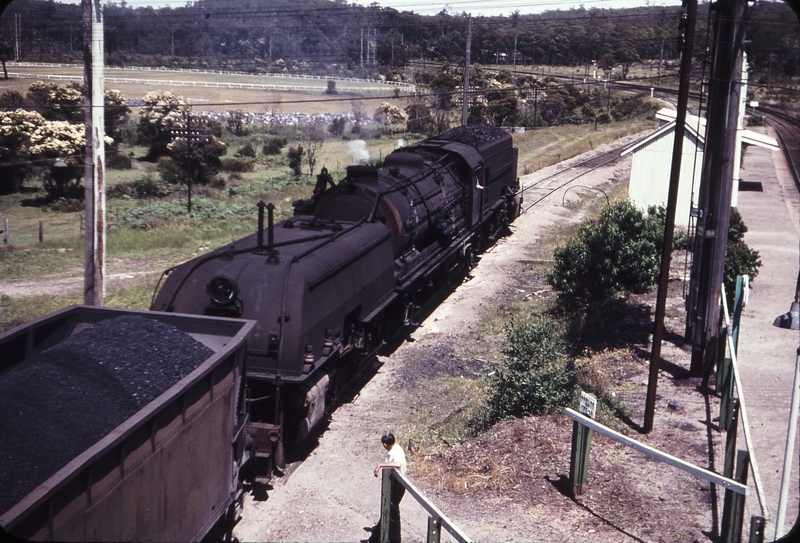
xmin=231 ymin=132 xmax=716 ymax=543
xmin=0 ymin=270 xmax=161 ymax=299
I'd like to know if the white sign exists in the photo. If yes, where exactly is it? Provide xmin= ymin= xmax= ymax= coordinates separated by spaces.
xmin=580 ymin=391 xmax=597 ymax=419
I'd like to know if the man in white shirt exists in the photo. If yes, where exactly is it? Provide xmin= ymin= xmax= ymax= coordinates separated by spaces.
xmin=366 ymin=432 xmax=406 ymax=543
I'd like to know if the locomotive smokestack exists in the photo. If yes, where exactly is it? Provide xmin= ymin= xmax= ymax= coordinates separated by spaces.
xmin=257 ymin=201 xmax=265 ymax=249
xmin=267 ymin=202 xmax=275 ymax=251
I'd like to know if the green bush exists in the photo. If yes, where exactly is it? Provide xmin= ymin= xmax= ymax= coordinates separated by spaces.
xmin=747 ymin=113 xmax=765 ymax=127
xmin=106 ymin=151 xmax=132 ymax=170
xmin=484 ymin=315 xmax=576 ymax=425
xmin=263 ymin=137 xmax=288 ymax=155
xmin=220 ymin=157 xmax=255 ymax=172
xmin=107 ymin=174 xmax=171 ymax=199
xmin=546 ymin=200 xmax=663 ymax=305
xmin=158 ymin=156 xmax=183 ymax=185
xmin=724 ymin=209 xmax=761 ymax=305
xmin=234 ymin=141 xmax=257 ymax=158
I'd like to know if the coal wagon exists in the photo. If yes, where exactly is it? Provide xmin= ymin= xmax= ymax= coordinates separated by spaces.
xmin=0 ymin=306 xmax=255 ymax=542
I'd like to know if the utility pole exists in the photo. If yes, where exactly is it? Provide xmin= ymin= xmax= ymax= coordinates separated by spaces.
xmin=82 ymin=0 xmax=106 ymax=306
xmin=14 ymin=13 xmax=20 ymax=61
xmin=360 ymin=28 xmax=363 ymax=68
xmin=513 ymin=36 xmax=518 ymax=74
xmin=685 ymin=0 xmax=747 ymax=377
xmin=462 ymin=15 xmax=471 ymax=126
xmin=644 ymin=0 xmax=697 ymax=434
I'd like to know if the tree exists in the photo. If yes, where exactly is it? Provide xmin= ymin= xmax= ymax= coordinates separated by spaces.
xmin=28 ymin=120 xmax=88 ymax=200
xmin=287 ymin=145 xmax=304 ymax=178
xmin=167 ymin=132 xmax=227 ymax=186
xmin=328 ymin=116 xmax=346 ymax=137
xmin=104 ymin=89 xmax=131 ymax=148
xmin=374 ymin=102 xmax=407 ymax=134
xmin=0 ymin=90 xmax=23 ymax=111
xmin=137 ymin=90 xmax=191 ymax=160
xmin=0 ymin=40 xmax=12 ymax=80
xmin=351 ymin=99 xmax=365 ymax=134
xmin=303 ymin=126 xmax=325 ymax=176
xmin=227 ymin=109 xmax=246 ymax=136
xmin=724 ymin=209 xmax=762 ymax=306
xmin=546 ymin=200 xmax=663 ymax=305
xmin=26 ymin=81 xmax=84 ymax=123
xmin=0 ymin=109 xmax=44 ymax=194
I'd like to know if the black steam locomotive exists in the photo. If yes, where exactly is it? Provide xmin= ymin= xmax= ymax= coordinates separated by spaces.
xmin=151 ymin=125 xmax=520 ymax=479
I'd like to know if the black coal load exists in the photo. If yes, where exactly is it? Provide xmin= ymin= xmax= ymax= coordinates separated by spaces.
xmin=0 ymin=315 xmax=214 ymax=515
xmin=438 ymin=125 xmax=507 ymax=147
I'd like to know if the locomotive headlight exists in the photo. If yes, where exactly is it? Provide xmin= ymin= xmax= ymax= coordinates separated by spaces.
xmin=207 ymin=276 xmax=238 ymax=306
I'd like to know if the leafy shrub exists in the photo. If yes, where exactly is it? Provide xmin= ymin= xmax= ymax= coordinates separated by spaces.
xmin=220 ymin=157 xmax=255 ymax=172
xmin=724 ymin=208 xmax=761 ymax=305
xmin=107 ymin=174 xmax=171 ymax=199
xmin=329 ymin=116 xmax=346 ymax=136
xmin=747 ymin=113 xmax=765 ymax=127
xmin=287 ymin=145 xmax=304 ymax=177
xmin=263 ymin=137 xmax=288 ymax=155
xmin=234 ymin=141 xmax=257 ymax=158
xmin=325 ymin=80 xmax=338 ymax=95
xmin=546 ymin=200 xmax=663 ymax=305
xmin=158 ymin=156 xmax=183 ymax=185
xmin=106 ymin=151 xmax=132 ymax=170
xmin=484 ymin=315 xmax=576 ymax=426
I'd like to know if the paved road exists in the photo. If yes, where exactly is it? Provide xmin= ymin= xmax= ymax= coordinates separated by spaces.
xmin=735 ymin=126 xmax=800 ymax=538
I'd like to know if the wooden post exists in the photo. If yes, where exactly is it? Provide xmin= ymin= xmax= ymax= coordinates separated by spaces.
xmin=724 ymin=399 xmax=739 ymax=480
xmin=380 ymin=468 xmax=392 ymax=543
xmin=748 ymin=516 xmax=765 ymax=543
xmin=2 ymin=217 xmax=7 ymax=245
xmin=569 ymin=420 xmax=592 ymax=496
xmin=721 ymin=449 xmax=750 ymax=543
xmin=427 ymin=517 xmax=441 ymax=543
xmin=38 ymin=219 xmax=43 ymax=242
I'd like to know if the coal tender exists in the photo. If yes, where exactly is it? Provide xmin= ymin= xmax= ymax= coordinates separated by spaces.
xmin=0 ymin=306 xmax=255 ymax=542
xmin=152 ymin=125 xmax=520 ymax=479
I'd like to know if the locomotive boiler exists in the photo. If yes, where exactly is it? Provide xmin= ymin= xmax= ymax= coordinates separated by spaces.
xmin=151 ymin=125 xmax=520 ymax=479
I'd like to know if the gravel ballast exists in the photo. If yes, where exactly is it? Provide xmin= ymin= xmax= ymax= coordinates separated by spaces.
xmin=0 ymin=315 xmax=214 ymax=515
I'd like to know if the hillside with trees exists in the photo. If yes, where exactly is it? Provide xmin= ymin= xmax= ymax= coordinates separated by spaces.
xmin=0 ymin=0 xmax=796 ymax=88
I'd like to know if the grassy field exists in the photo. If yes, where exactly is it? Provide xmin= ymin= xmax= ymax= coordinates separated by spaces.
xmin=0 ymin=62 xmax=657 ymax=330
xmin=0 ymin=64 xmax=410 ymax=115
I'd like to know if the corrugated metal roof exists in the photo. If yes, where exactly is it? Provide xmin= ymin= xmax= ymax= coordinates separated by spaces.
xmin=650 ymin=108 xmax=779 ymax=151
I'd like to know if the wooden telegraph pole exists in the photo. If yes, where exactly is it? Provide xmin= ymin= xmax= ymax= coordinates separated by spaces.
xmin=462 ymin=15 xmax=471 ymax=127
xmin=644 ymin=0 xmax=697 ymax=434
xmin=82 ymin=0 xmax=105 ymax=306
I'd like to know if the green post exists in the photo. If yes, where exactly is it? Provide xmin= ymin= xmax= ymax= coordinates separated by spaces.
xmin=719 ymin=356 xmax=733 ymax=429
xmin=731 ymin=276 xmax=744 ymax=356
xmin=748 ymin=516 xmax=765 ymax=543
xmin=380 ymin=468 xmax=392 ymax=543
xmin=721 ymin=449 xmax=750 ymax=543
xmin=724 ymin=399 xmax=740 ymax=480
xmin=714 ymin=326 xmax=730 ymax=392
xmin=427 ymin=517 xmax=441 ymax=543
xmin=569 ymin=420 xmax=592 ymax=496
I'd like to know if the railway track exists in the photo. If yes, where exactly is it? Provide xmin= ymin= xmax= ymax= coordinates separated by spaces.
xmin=762 ymin=104 xmax=800 ymax=189
xmin=518 ymin=139 xmax=638 ymax=214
